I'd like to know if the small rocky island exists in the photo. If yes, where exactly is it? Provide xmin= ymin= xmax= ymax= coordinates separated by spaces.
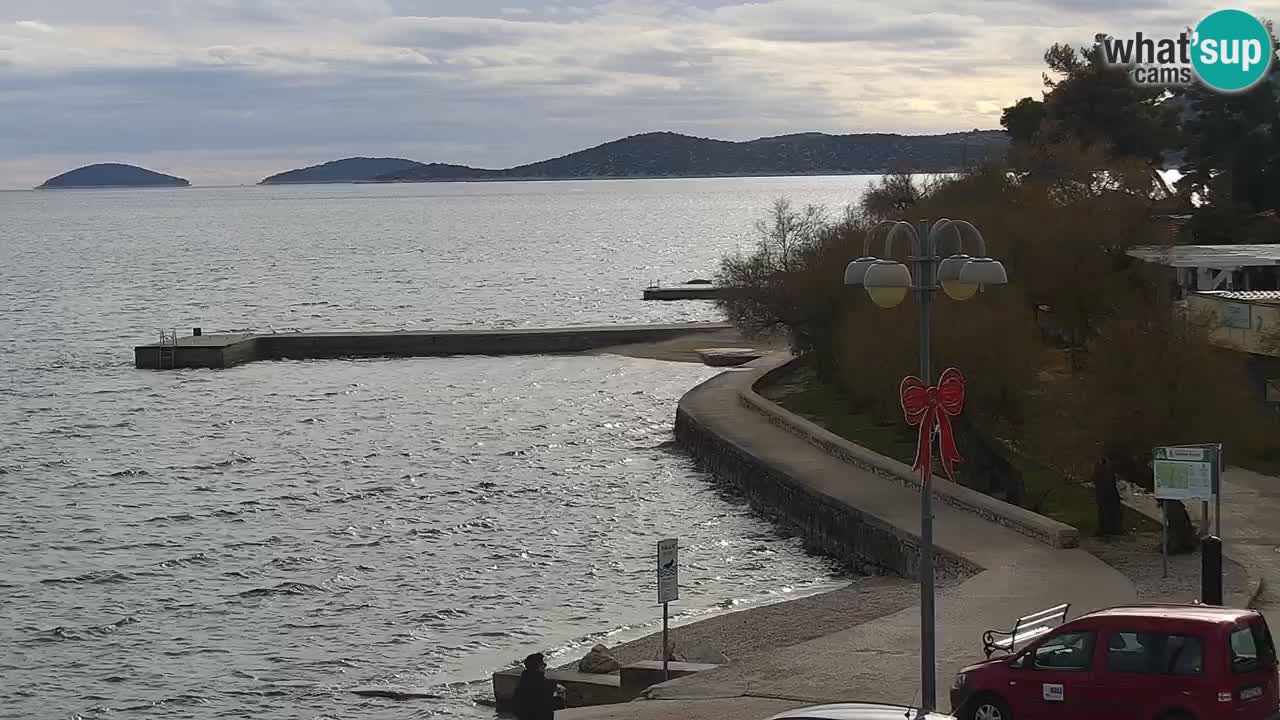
xmin=256 ymin=131 xmax=1011 ymax=185
xmin=260 ymin=157 xmax=425 ymax=185
xmin=38 ymin=164 xmax=190 ymax=189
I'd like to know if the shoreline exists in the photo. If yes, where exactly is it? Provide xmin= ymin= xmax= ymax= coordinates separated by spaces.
xmin=263 ymin=171 xmax=932 ymax=187
xmin=552 ymin=576 xmax=925 ymax=674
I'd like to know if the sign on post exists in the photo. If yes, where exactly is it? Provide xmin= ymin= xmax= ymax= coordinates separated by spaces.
xmin=657 ymin=538 xmax=679 ymax=682
xmin=1153 ymin=445 xmax=1219 ymax=501
xmin=1153 ymin=444 xmax=1223 ymax=580
xmin=657 ymin=538 xmax=679 ymax=603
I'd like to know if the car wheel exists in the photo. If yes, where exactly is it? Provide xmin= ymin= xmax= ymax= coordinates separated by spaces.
xmin=966 ymin=693 xmax=1012 ymax=720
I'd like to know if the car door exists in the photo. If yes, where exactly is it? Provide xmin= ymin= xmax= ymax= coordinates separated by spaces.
xmin=1004 ymin=628 xmax=1098 ymax=720
xmin=1092 ymin=628 xmax=1208 ymax=720
xmin=1226 ymin=619 xmax=1280 ymax=720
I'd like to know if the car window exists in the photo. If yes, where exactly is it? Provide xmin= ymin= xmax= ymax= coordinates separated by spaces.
xmin=1033 ymin=631 xmax=1095 ymax=670
xmin=1106 ymin=631 xmax=1203 ymax=675
xmin=1232 ymin=621 xmax=1276 ymax=674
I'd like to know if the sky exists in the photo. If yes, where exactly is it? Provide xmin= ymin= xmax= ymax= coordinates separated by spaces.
xmin=1 ymin=0 xmax=1272 ymax=187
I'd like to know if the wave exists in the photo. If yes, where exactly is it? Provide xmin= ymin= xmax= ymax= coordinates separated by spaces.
xmin=267 ymin=556 xmax=324 ymax=569
xmin=36 ymin=615 xmax=138 ymax=642
xmin=143 ymin=512 xmax=196 ymax=523
xmin=186 ymin=455 xmax=255 ymax=470
xmin=236 ymin=581 xmax=327 ymax=598
xmin=41 ymin=569 xmax=133 ymax=585
xmin=104 ymin=540 xmax=179 ymax=551
xmin=407 ymin=607 xmax=471 ymax=624
xmin=153 ymin=552 xmax=212 ymax=569
xmin=224 ymin=536 xmax=283 ymax=549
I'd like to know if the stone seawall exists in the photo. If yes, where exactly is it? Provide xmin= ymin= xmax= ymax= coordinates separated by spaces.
xmin=674 ymin=354 xmax=1082 ymax=583
xmin=744 ymin=360 xmax=1079 ymax=549
xmin=675 ymin=403 xmax=978 ymax=580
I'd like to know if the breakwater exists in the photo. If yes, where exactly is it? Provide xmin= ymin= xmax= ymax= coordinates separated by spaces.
xmin=643 ymin=284 xmax=734 ymax=301
xmin=676 ymin=400 xmax=976 ymax=579
xmin=134 ymin=322 xmax=733 ymax=369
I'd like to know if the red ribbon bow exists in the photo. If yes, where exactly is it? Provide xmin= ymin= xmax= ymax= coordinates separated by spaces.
xmin=899 ymin=367 xmax=966 ymax=482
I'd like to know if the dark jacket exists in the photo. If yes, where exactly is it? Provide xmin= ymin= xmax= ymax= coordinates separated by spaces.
xmin=513 ymin=669 xmax=563 ymax=720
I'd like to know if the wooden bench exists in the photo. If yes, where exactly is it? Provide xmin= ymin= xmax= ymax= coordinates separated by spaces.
xmin=982 ymin=603 xmax=1070 ymax=658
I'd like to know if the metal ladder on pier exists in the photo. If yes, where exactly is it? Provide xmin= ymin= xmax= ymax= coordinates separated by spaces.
xmin=158 ymin=329 xmax=178 ymax=369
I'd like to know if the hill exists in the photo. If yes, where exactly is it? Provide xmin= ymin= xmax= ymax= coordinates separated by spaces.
xmin=38 ymin=164 xmax=190 ymax=189
xmin=373 ymin=130 xmax=1008 ymax=183
xmin=260 ymin=157 xmax=425 ymax=185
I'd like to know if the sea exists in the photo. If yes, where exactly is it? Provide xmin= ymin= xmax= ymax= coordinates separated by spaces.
xmin=0 ymin=176 xmax=881 ymax=720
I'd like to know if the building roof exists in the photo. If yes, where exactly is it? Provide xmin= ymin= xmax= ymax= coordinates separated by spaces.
xmin=1195 ymin=290 xmax=1280 ymax=306
xmin=1128 ymin=244 xmax=1280 ymax=268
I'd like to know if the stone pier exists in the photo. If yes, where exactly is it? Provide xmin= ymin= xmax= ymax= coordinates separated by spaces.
xmin=134 ymin=322 xmax=733 ymax=369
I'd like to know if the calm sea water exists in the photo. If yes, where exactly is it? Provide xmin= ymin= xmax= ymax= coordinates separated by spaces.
xmin=0 ymin=177 xmax=878 ymax=720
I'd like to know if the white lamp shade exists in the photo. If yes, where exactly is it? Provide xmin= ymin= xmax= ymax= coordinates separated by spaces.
xmin=844 ymin=257 xmax=877 ymax=286
xmin=958 ymin=258 xmax=1009 ymax=286
xmin=863 ymin=260 xmax=912 ymax=308
xmin=942 ymin=279 xmax=980 ymax=301
xmin=867 ymin=286 xmax=909 ymax=308
xmin=936 ymin=254 xmax=972 ymax=283
xmin=938 ymin=254 xmax=978 ymax=301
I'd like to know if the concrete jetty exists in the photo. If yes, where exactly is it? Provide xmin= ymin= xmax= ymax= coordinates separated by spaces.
xmin=134 ymin=322 xmax=733 ymax=369
xmin=643 ymin=284 xmax=734 ymax=301
xmin=492 ymin=661 xmax=721 ymax=711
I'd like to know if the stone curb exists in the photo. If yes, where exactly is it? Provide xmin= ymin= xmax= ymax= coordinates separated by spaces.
xmin=742 ymin=355 xmax=1080 ymax=549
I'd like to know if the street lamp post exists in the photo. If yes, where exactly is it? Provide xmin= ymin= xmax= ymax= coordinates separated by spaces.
xmin=844 ymin=219 xmax=1008 ymax=712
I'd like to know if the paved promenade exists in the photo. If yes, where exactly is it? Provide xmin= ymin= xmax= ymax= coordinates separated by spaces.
xmin=564 ymin=357 xmax=1137 ymax=719
xmin=1219 ymin=466 xmax=1280 ymax=615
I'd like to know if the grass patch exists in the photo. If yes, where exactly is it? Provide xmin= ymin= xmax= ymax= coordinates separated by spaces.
xmin=778 ymin=385 xmax=919 ymax=465
xmin=774 ymin=379 xmax=1157 ymax=536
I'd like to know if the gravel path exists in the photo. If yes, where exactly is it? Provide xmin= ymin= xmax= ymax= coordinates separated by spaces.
xmin=559 ymin=576 xmax=923 ymax=670
xmin=1083 ymin=532 xmax=1255 ymax=606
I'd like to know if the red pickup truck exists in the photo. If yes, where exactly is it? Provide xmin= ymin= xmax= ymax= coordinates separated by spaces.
xmin=950 ymin=604 xmax=1278 ymax=720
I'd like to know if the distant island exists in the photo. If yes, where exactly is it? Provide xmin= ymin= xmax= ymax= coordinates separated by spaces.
xmin=260 ymin=157 xmax=426 ymax=185
xmin=259 ymin=130 xmax=1009 ymax=185
xmin=38 ymin=163 xmax=190 ymax=189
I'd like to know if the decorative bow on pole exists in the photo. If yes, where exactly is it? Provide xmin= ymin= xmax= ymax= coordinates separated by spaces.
xmin=899 ymin=368 xmax=966 ymax=482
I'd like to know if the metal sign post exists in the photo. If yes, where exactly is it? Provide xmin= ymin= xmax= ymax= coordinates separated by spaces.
xmin=1161 ymin=501 xmax=1169 ymax=578
xmin=1153 ymin=444 xmax=1222 ymax=584
xmin=656 ymin=538 xmax=679 ymax=682
xmin=1215 ymin=443 xmax=1223 ymax=539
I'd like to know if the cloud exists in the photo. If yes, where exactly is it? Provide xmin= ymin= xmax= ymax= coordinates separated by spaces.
xmin=14 ymin=20 xmax=56 ymax=33
xmin=0 ymin=0 xmax=1229 ymax=187
xmin=373 ymin=15 xmax=565 ymax=50
xmin=202 ymin=0 xmax=394 ymax=25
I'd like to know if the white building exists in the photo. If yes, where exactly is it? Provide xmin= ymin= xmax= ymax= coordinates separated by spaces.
xmin=1128 ymin=245 xmax=1280 ymax=411
xmin=1127 ymin=244 xmax=1280 ymax=295
xmin=1185 ymin=290 xmax=1280 ymax=411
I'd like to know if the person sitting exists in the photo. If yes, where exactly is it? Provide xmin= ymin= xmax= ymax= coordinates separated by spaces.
xmin=513 ymin=653 xmax=565 ymax=720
